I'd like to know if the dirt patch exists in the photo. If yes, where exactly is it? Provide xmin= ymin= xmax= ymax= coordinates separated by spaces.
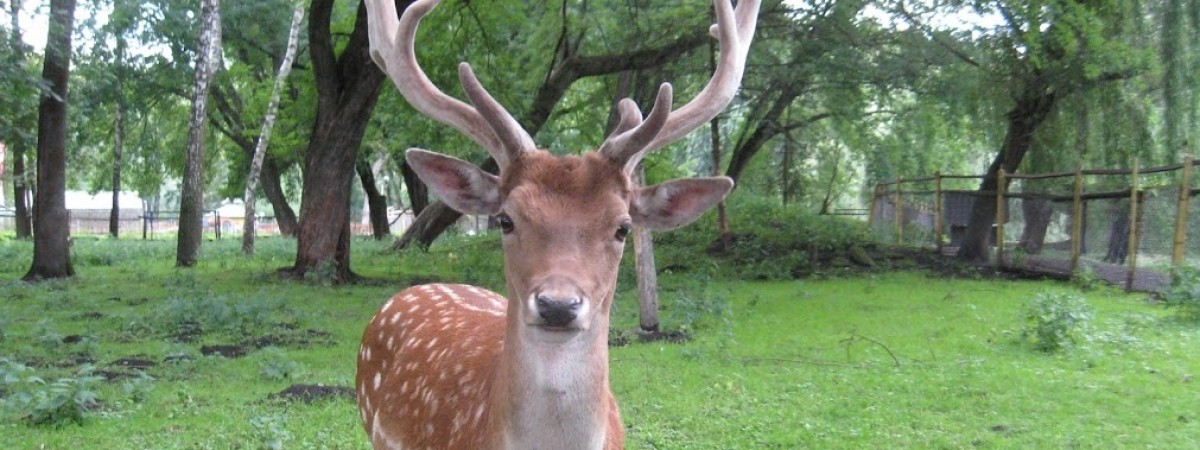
xmin=201 ymin=344 xmax=248 ymax=358
xmin=637 ymin=329 xmax=691 ymax=344
xmin=168 ymin=321 xmax=203 ymax=343
xmin=267 ymin=384 xmax=355 ymax=404
xmin=609 ymin=328 xmax=691 ymax=347
xmin=111 ymin=357 xmax=156 ymax=370
xmin=242 ymin=329 xmax=335 ymax=350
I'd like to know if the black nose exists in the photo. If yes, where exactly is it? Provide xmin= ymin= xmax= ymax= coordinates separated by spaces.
xmin=536 ymin=295 xmax=582 ymax=327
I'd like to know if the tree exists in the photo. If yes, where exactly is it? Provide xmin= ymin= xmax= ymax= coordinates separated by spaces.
xmin=24 ymin=0 xmax=77 ymax=281
xmin=4 ymin=0 xmax=36 ymax=239
xmin=177 ymin=0 xmax=222 ymax=267
xmin=243 ymin=4 xmax=305 ymax=254
xmin=891 ymin=0 xmax=1149 ymax=262
xmin=282 ymin=0 xmax=415 ymax=283
xmin=207 ymin=0 xmax=309 ymax=237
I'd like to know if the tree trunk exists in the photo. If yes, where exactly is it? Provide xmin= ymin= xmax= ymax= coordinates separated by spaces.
xmin=24 ymin=0 xmax=77 ymax=281
xmin=357 ymin=157 xmax=390 ymax=239
xmin=286 ymin=0 xmax=409 ymax=283
xmin=724 ymin=86 xmax=813 ymax=184
xmin=176 ymin=0 xmax=221 ymax=267
xmin=109 ymin=104 xmax=124 ymax=238
xmin=9 ymin=0 xmax=32 ymax=239
xmin=209 ymin=85 xmax=299 ymax=237
xmin=632 ymin=166 xmax=660 ymax=333
xmin=1103 ymin=201 xmax=1131 ymax=264
xmin=399 ymin=159 xmax=428 ymax=217
xmin=243 ymin=5 xmax=304 ymax=255
xmin=259 ymin=158 xmax=298 ymax=236
xmin=956 ymin=87 xmax=1057 ymax=263
xmin=12 ymin=139 xmax=33 ymax=239
xmin=1016 ymin=198 xmax=1053 ymax=254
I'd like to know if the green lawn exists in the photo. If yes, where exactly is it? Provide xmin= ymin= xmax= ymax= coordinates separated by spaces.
xmin=1 ymin=237 xmax=1197 ymax=449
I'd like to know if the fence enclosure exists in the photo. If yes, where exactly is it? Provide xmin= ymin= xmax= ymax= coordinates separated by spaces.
xmin=871 ymin=157 xmax=1199 ymax=291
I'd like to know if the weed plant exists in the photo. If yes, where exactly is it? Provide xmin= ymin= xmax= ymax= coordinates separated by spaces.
xmin=1018 ymin=292 xmax=1093 ymax=352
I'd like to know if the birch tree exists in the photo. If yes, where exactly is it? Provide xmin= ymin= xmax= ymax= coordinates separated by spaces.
xmin=176 ymin=0 xmax=221 ymax=267
xmin=243 ymin=4 xmax=304 ymax=255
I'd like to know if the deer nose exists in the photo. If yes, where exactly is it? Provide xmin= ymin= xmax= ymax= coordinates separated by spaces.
xmin=535 ymin=294 xmax=582 ymax=327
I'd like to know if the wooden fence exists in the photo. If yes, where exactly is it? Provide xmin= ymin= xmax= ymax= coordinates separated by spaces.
xmin=869 ymin=156 xmax=1199 ymax=291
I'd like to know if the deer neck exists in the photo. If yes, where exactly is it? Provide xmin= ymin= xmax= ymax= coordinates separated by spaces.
xmin=489 ymin=293 xmax=613 ymax=450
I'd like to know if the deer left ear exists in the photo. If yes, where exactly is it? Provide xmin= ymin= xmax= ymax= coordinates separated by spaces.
xmin=631 ymin=177 xmax=734 ymax=230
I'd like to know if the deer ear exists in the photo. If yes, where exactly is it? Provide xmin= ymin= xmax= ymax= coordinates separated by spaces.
xmin=631 ymin=177 xmax=734 ymax=230
xmin=405 ymin=149 xmax=502 ymax=216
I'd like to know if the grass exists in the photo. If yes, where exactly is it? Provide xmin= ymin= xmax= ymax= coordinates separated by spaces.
xmin=0 ymin=235 xmax=1197 ymax=449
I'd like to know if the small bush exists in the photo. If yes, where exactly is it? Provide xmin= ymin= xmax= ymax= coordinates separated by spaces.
xmin=0 ymin=359 xmax=102 ymax=427
xmin=1019 ymin=292 xmax=1092 ymax=352
xmin=1163 ymin=266 xmax=1200 ymax=321
xmin=254 ymin=348 xmax=304 ymax=380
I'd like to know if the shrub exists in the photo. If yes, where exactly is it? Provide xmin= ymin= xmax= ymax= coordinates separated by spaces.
xmin=653 ymin=195 xmax=876 ymax=280
xmin=0 ymin=359 xmax=102 ymax=427
xmin=1019 ymin=292 xmax=1092 ymax=352
xmin=1163 ymin=265 xmax=1200 ymax=321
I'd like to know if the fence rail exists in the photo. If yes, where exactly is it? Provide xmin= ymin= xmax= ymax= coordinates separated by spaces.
xmin=870 ymin=156 xmax=1199 ymax=292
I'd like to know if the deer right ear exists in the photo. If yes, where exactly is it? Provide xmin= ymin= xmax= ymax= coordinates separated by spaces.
xmin=405 ymin=149 xmax=502 ymax=216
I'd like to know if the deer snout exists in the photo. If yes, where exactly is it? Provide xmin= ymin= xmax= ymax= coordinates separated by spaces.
xmin=535 ymin=294 xmax=583 ymax=328
xmin=529 ymin=275 xmax=588 ymax=329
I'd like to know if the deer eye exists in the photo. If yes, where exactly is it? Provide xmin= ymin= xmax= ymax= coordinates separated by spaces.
xmin=497 ymin=214 xmax=515 ymax=234
xmin=614 ymin=222 xmax=632 ymax=242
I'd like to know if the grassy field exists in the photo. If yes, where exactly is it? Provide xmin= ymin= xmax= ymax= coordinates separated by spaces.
xmin=1 ymin=236 xmax=1197 ymax=449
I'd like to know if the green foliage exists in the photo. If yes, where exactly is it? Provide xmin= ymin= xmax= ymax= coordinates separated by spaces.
xmin=1 ymin=359 xmax=102 ymax=427
xmin=254 ymin=348 xmax=304 ymax=381
xmin=1019 ymin=292 xmax=1093 ymax=352
xmin=142 ymin=292 xmax=292 ymax=339
xmin=249 ymin=414 xmax=291 ymax=450
xmin=1163 ymin=265 xmax=1200 ymax=321
xmin=655 ymin=196 xmax=876 ymax=280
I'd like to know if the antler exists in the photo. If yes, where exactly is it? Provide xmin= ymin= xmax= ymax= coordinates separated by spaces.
xmin=365 ymin=0 xmax=534 ymax=170
xmin=600 ymin=0 xmax=761 ymax=174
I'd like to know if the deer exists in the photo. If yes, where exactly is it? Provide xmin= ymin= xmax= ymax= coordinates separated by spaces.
xmin=356 ymin=0 xmax=759 ymax=448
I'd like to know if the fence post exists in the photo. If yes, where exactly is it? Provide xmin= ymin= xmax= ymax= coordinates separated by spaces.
xmin=934 ymin=172 xmax=944 ymax=254
xmin=995 ymin=169 xmax=1007 ymax=268
xmin=1173 ymin=154 xmax=1194 ymax=267
xmin=1070 ymin=165 xmax=1084 ymax=273
xmin=868 ymin=183 xmax=881 ymax=229
xmin=1126 ymin=158 xmax=1140 ymax=292
xmin=894 ymin=178 xmax=904 ymax=245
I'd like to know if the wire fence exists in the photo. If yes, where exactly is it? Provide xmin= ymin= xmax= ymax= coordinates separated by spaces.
xmin=0 ymin=210 xmax=283 ymax=240
xmin=870 ymin=157 xmax=1199 ymax=292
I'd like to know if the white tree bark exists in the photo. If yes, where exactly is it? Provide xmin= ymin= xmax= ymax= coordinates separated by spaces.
xmin=176 ymin=0 xmax=221 ymax=267
xmin=242 ymin=5 xmax=305 ymax=255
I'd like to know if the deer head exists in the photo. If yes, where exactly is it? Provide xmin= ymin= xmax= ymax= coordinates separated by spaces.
xmin=359 ymin=0 xmax=759 ymax=448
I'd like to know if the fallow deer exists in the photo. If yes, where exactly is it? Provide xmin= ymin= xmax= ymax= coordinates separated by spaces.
xmin=357 ymin=0 xmax=760 ymax=448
